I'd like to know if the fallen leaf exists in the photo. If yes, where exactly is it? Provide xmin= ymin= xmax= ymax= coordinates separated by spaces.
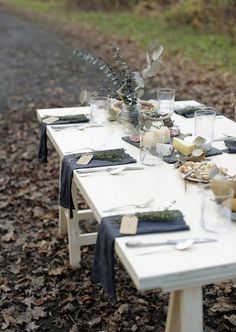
xmin=31 ymin=306 xmax=47 ymax=320
xmin=9 ymin=266 xmax=20 ymax=275
xmin=0 ymin=198 xmax=12 ymax=210
xmin=23 ymin=296 xmax=35 ymax=308
xmin=69 ymin=324 xmax=78 ymax=332
xmin=224 ymin=314 xmax=236 ymax=326
xmin=117 ymin=303 xmax=129 ymax=314
xmin=25 ymin=321 xmax=39 ymax=331
xmin=88 ymin=316 xmax=101 ymax=327
xmin=48 ymin=267 xmax=64 ymax=276
xmin=2 ymin=311 xmax=16 ymax=327
xmin=0 ymin=284 xmax=11 ymax=292
xmin=40 ymin=211 xmax=57 ymax=220
xmin=2 ymin=231 xmax=15 ymax=242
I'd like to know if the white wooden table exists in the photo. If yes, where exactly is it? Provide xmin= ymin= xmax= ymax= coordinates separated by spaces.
xmin=37 ymin=105 xmax=236 ymax=332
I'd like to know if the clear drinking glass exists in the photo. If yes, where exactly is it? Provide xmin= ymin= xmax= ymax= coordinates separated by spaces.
xmin=194 ymin=108 xmax=216 ymax=149
xmin=157 ymin=88 xmax=175 ymax=115
xmin=200 ymin=184 xmax=234 ymax=234
xmin=139 ymin=117 xmax=164 ymax=166
xmin=90 ymin=96 xmax=108 ymax=125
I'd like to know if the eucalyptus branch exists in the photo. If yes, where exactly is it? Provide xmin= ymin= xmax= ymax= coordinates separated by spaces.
xmin=73 ymin=50 xmax=120 ymax=87
xmin=73 ymin=42 xmax=163 ymax=110
xmin=96 ymin=79 xmax=118 ymax=98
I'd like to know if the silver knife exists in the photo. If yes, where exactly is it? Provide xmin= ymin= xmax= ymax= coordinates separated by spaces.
xmin=76 ymin=166 xmax=144 ymax=174
xmin=125 ymin=238 xmax=217 ymax=248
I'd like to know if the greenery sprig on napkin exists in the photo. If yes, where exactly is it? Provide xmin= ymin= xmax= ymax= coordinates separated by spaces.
xmin=43 ymin=114 xmax=89 ymax=122
xmin=75 ymin=148 xmax=126 ymax=162
xmin=112 ymin=209 xmax=183 ymax=223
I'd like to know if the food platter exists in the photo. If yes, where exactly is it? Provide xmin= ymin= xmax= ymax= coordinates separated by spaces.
xmin=179 ymin=161 xmax=228 ymax=183
xmin=142 ymin=100 xmax=172 ymax=121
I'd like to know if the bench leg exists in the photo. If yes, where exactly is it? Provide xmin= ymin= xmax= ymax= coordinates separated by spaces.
xmin=166 ymin=287 xmax=203 ymax=332
xmin=67 ymin=180 xmax=98 ymax=268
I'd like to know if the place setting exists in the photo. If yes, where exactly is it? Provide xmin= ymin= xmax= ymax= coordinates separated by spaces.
xmin=38 ymin=113 xmax=90 ymax=162
xmin=59 ymin=147 xmax=139 ymax=217
xmin=38 ymin=95 xmax=112 ymax=162
xmin=91 ymin=207 xmax=191 ymax=297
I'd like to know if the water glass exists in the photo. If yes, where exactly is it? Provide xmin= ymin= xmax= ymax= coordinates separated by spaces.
xmin=139 ymin=121 xmax=164 ymax=166
xmin=200 ymin=183 xmax=234 ymax=234
xmin=194 ymin=108 xmax=216 ymax=149
xmin=157 ymin=88 xmax=175 ymax=115
xmin=107 ymin=98 xmax=122 ymax=122
xmin=90 ymin=96 xmax=108 ymax=124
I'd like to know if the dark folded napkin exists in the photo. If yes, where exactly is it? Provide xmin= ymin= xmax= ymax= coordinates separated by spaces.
xmin=60 ymin=149 xmax=136 ymax=218
xmin=122 ymin=135 xmax=140 ymax=148
xmin=92 ymin=210 xmax=189 ymax=297
xmin=224 ymin=140 xmax=236 ymax=153
xmin=38 ymin=115 xmax=89 ymax=162
xmin=174 ymin=106 xmax=204 ymax=118
xmin=174 ymin=106 xmax=220 ymax=118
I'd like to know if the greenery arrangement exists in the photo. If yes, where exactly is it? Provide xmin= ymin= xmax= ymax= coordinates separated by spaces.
xmin=43 ymin=114 xmax=89 ymax=122
xmin=73 ymin=42 xmax=163 ymax=128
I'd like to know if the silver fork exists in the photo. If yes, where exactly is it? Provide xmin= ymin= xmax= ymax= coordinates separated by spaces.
xmin=51 ymin=125 xmax=79 ymax=131
xmin=65 ymin=148 xmax=96 ymax=155
xmin=102 ymin=198 xmax=154 ymax=212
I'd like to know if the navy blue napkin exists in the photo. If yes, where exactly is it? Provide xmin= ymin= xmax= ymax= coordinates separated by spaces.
xmin=60 ymin=149 xmax=136 ymax=218
xmin=174 ymin=107 xmax=203 ymax=118
xmin=224 ymin=140 xmax=236 ymax=153
xmin=92 ymin=210 xmax=189 ymax=297
xmin=122 ymin=135 xmax=139 ymax=148
xmin=38 ymin=116 xmax=89 ymax=163
xmin=174 ymin=107 xmax=220 ymax=118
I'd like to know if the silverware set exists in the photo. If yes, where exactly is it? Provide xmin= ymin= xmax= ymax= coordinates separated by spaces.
xmin=51 ymin=124 xmax=104 ymax=131
xmin=76 ymin=166 xmax=144 ymax=177
xmin=126 ymin=237 xmax=218 ymax=255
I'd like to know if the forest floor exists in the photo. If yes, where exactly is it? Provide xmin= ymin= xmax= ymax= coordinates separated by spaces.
xmin=1 ymin=4 xmax=236 ymax=332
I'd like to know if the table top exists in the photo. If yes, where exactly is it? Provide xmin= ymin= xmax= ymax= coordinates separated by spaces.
xmin=37 ymin=104 xmax=236 ymax=291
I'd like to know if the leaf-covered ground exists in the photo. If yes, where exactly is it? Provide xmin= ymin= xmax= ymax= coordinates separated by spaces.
xmin=1 ymin=5 xmax=236 ymax=332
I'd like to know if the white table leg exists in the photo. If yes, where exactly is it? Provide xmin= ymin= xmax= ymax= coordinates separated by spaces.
xmin=166 ymin=287 xmax=203 ymax=332
xmin=67 ymin=180 xmax=81 ymax=268
xmin=67 ymin=211 xmax=81 ymax=268
xmin=59 ymin=206 xmax=68 ymax=236
xmin=59 ymin=159 xmax=68 ymax=236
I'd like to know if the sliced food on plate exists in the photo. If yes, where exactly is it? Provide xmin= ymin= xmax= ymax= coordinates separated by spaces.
xmin=179 ymin=161 xmax=228 ymax=182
